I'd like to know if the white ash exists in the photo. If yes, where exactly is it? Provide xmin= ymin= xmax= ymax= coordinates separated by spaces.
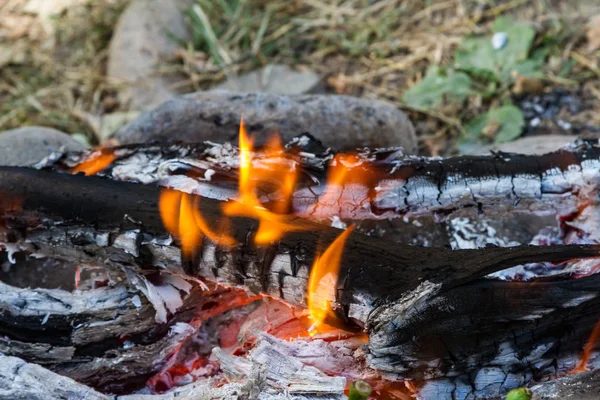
xmin=112 ymin=230 xmax=141 ymax=257
xmin=112 ymin=151 xmax=165 ymax=184
xmin=168 ymin=322 xmax=196 ymax=338
xmin=204 ymin=168 xmax=215 ymax=181
xmin=131 ymin=295 xmax=142 ymax=308
xmin=213 ymin=333 xmax=347 ymax=400
xmin=2 ymin=243 xmax=33 ymax=264
xmin=347 ymin=292 xmax=375 ymax=325
xmin=330 ymin=216 xmax=347 ymax=229
xmin=448 ymin=218 xmax=520 ymax=250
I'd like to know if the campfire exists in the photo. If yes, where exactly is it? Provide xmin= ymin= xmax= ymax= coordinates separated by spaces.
xmin=3 ymin=119 xmax=600 ymax=399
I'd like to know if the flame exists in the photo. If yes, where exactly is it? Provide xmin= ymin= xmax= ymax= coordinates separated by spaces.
xmin=307 ymin=225 xmax=354 ymax=335
xmin=159 ymin=189 xmax=235 ymax=257
xmin=572 ymin=319 xmax=600 ymax=373
xmin=71 ymin=150 xmax=116 ymax=176
xmin=222 ymin=117 xmax=304 ymax=245
xmin=309 ymin=153 xmax=377 ymax=219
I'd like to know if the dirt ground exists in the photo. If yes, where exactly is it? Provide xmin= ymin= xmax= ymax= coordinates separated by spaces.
xmin=1 ymin=0 xmax=600 ymax=155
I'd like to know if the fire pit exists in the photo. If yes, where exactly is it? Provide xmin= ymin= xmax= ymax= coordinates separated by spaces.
xmin=2 ymin=120 xmax=600 ymax=399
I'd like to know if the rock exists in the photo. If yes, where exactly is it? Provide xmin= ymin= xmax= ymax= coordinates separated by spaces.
xmin=0 ymin=127 xmax=86 ymax=166
xmin=107 ymin=0 xmax=191 ymax=110
xmin=115 ymin=92 xmax=418 ymax=152
xmin=212 ymin=64 xmax=323 ymax=95
xmin=470 ymin=135 xmax=574 ymax=155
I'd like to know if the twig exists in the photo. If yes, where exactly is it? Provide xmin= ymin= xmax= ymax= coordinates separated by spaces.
xmin=571 ymin=52 xmax=600 ymax=77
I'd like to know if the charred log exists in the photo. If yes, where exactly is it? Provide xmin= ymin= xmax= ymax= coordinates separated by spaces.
xmin=368 ymin=273 xmax=600 ymax=397
xmin=1 ymin=166 xmax=600 ymax=332
xmin=46 ymin=137 xmax=600 ymax=221
xmin=0 ymin=253 xmax=260 ymax=394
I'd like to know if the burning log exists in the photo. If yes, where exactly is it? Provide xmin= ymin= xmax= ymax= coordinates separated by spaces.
xmin=1 ymin=166 xmax=599 ymax=330
xmin=46 ymin=137 xmax=600 ymax=222
xmin=368 ymin=273 xmax=600 ymax=397
xmin=4 ymin=132 xmax=600 ymax=398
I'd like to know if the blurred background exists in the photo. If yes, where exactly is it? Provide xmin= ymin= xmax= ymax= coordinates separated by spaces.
xmin=1 ymin=0 xmax=599 ymax=156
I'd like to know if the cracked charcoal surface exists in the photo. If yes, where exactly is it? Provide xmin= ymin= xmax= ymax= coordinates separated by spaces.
xmin=51 ymin=138 xmax=600 ymax=223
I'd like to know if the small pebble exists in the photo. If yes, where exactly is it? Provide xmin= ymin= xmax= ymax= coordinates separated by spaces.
xmin=491 ymin=32 xmax=508 ymax=50
xmin=530 ymin=117 xmax=540 ymax=127
xmin=557 ymin=120 xmax=572 ymax=130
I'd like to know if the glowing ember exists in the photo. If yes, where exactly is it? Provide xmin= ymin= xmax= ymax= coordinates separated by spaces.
xmin=159 ymin=189 xmax=235 ymax=257
xmin=307 ymin=225 xmax=354 ymax=335
xmin=71 ymin=151 xmax=116 ymax=176
xmin=572 ymin=319 xmax=600 ymax=373
xmin=74 ymin=266 xmax=81 ymax=290
xmin=222 ymin=117 xmax=306 ymax=245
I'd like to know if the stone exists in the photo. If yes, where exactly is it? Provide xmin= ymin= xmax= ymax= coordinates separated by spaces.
xmin=115 ymin=91 xmax=418 ymax=152
xmin=107 ymin=0 xmax=192 ymax=110
xmin=0 ymin=126 xmax=86 ymax=166
xmin=469 ymin=135 xmax=574 ymax=156
xmin=211 ymin=64 xmax=323 ymax=95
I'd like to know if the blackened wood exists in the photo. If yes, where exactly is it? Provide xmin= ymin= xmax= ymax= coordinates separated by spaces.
xmin=48 ymin=138 xmax=600 ymax=221
xmin=0 ymin=276 xmax=197 ymax=394
xmin=2 ymin=166 xmax=600 ymax=329
xmin=368 ymin=273 xmax=600 ymax=396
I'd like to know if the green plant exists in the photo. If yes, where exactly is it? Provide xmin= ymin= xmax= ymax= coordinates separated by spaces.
xmin=403 ymin=16 xmax=545 ymax=145
xmin=403 ymin=66 xmax=472 ymax=109
xmin=348 ymin=380 xmax=372 ymax=400
xmin=464 ymin=104 xmax=525 ymax=144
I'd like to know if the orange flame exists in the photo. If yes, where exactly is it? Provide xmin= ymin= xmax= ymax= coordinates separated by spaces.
xmin=309 ymin=153 xmax=377 ymax=219
xmin=71 ymin=150 xmax=116 ymax=176
xmin=222 ymin=117 xmax=304 ymax=245
xmin=572 ymin=319 xmax=600 ymax=373
xmin=159 ymin=189 xmax=235 ymax=258
xmin=307 ymin=225 xmax=354 ymax=335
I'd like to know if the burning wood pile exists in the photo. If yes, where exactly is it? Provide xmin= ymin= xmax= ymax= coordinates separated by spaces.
xmin=3 ymin=119 xmax=600 ymax=399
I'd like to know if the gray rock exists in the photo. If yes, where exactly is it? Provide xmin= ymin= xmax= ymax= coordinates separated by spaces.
xmin=107 ymin=0 xmax=192 ymax=110
xmin=212 ymin=64 xmax=323 ymax=95
xmin=469 ymin=135 xmax=574 ymax=155
xmin=0 ymin=127 xmax=86 ymax=166
xmin=115 ymin=92 xmax=418 ymax=152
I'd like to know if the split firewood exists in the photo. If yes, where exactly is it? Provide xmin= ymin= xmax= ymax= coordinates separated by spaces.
xmin=1 ymin=166 xmax=599 ymax=330
xmin=4 ymin=135 xmax=600 ymax=397
xmin=45 ymin=137 xmax=600 ymax=222
xmin=369 ymin=273 xmax=600 ymax=397
xmin=0 ymin=256 xmax=260 ymax=394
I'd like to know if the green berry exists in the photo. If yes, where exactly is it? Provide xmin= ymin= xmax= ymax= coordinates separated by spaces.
xmin=505 ymin=387 xmax=532 ymax=400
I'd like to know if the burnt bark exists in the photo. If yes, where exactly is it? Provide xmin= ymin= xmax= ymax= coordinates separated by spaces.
xmin=47 ymin=138 xmax=600 ymax=221
xmin=1 ymin=166 xmax=599 ymax=330
xmin=368 ymin=273 xmax=600 ymax=398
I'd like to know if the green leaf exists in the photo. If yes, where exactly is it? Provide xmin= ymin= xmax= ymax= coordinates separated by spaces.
xmin=454 ymin=17 xmax=537 ymax=84
xmin=402 ymin=66 xmax=472 ymax=110
xmin=463 ymin=104 xmax=525 ymax=144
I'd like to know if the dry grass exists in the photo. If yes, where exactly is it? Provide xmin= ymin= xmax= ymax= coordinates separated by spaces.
xmin=0 ymin=0 xmax=126 ymax=144
xmin=177 ymin=0 xmax=600 ymax=153
xmin=1 ymin=0 xmax=599 ymax=152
